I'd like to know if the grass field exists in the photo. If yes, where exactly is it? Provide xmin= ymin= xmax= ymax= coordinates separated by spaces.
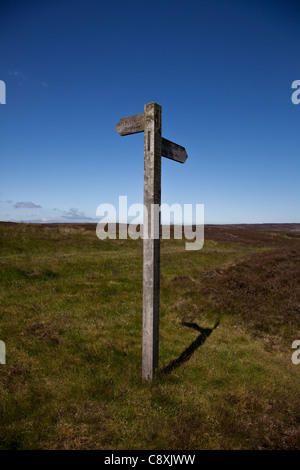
xmin=0 ymin=222 xmax=300 ymax=449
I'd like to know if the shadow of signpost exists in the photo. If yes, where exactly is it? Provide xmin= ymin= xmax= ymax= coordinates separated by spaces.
xmin=161 ymin=320 xmax=220 ymax=374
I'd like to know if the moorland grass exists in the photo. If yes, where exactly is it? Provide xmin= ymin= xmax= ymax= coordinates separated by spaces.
xmin=0 ymin=223 xmax=299 ymax=449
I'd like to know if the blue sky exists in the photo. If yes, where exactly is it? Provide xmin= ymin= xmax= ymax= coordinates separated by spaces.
xmin=0 ymin=0 xmax=300 ymax=223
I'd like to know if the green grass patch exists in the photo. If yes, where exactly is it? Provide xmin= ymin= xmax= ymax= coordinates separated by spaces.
xmin=0 ymin=223 xmax=299 ymax=449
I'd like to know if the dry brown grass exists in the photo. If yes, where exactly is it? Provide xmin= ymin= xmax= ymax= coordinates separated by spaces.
xmin=198 ymin=247 xmax=300 ymax=345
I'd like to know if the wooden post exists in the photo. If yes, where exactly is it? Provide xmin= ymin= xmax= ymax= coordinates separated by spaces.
xmin=0 ymin=340 xmax=6 ymax=364
xmin=142 ymin=102 xmax=162 ymax=381
xmin=115 ymin=102 xmax=187 ymax=382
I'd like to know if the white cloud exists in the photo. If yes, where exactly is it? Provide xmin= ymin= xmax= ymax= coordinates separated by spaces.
xmin=3 ymin=204 xmax=97 ymax=223
xmin=14 ymin=201 xmax=42 ymax=209
xmin=8 ymin=70 xmax=23 ymax=77
xmin=62 ymin=207 xmax=96 ymax=221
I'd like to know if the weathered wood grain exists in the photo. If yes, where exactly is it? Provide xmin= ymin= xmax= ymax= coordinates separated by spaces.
xmin=0 ymin=340 xmax=6 ymax=364
xmin=115 ymin=102 xmax=188 ymax=382
xmin=115 ymin=113 xmax=145 ymax=136
xmin=142 ymin=102 xmax=161 ymax=382
xmin=161 ymin=138 xmax=188 ymax=163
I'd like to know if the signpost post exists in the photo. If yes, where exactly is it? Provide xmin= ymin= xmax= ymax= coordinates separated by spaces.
xmin=116 ymin=102 xmax=188 ymax=381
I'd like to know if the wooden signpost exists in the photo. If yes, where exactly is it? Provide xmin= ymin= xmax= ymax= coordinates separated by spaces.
xmin=116 ymin=102 xmax=188 ymax=381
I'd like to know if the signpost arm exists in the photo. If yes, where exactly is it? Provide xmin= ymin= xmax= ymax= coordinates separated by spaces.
xmin=142 ymin=102 xmax=162 ymax=381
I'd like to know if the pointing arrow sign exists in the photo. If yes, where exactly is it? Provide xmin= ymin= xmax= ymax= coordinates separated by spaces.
xmin=115 ymin=113 xmax=145 ymax=136
xmin=116 ymin=118 xmax=188 ymax=164
xmin=161 ymin=138 xmax=188 ymax=164
xmin=116 ymin=114 xmax=188 ymax=164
